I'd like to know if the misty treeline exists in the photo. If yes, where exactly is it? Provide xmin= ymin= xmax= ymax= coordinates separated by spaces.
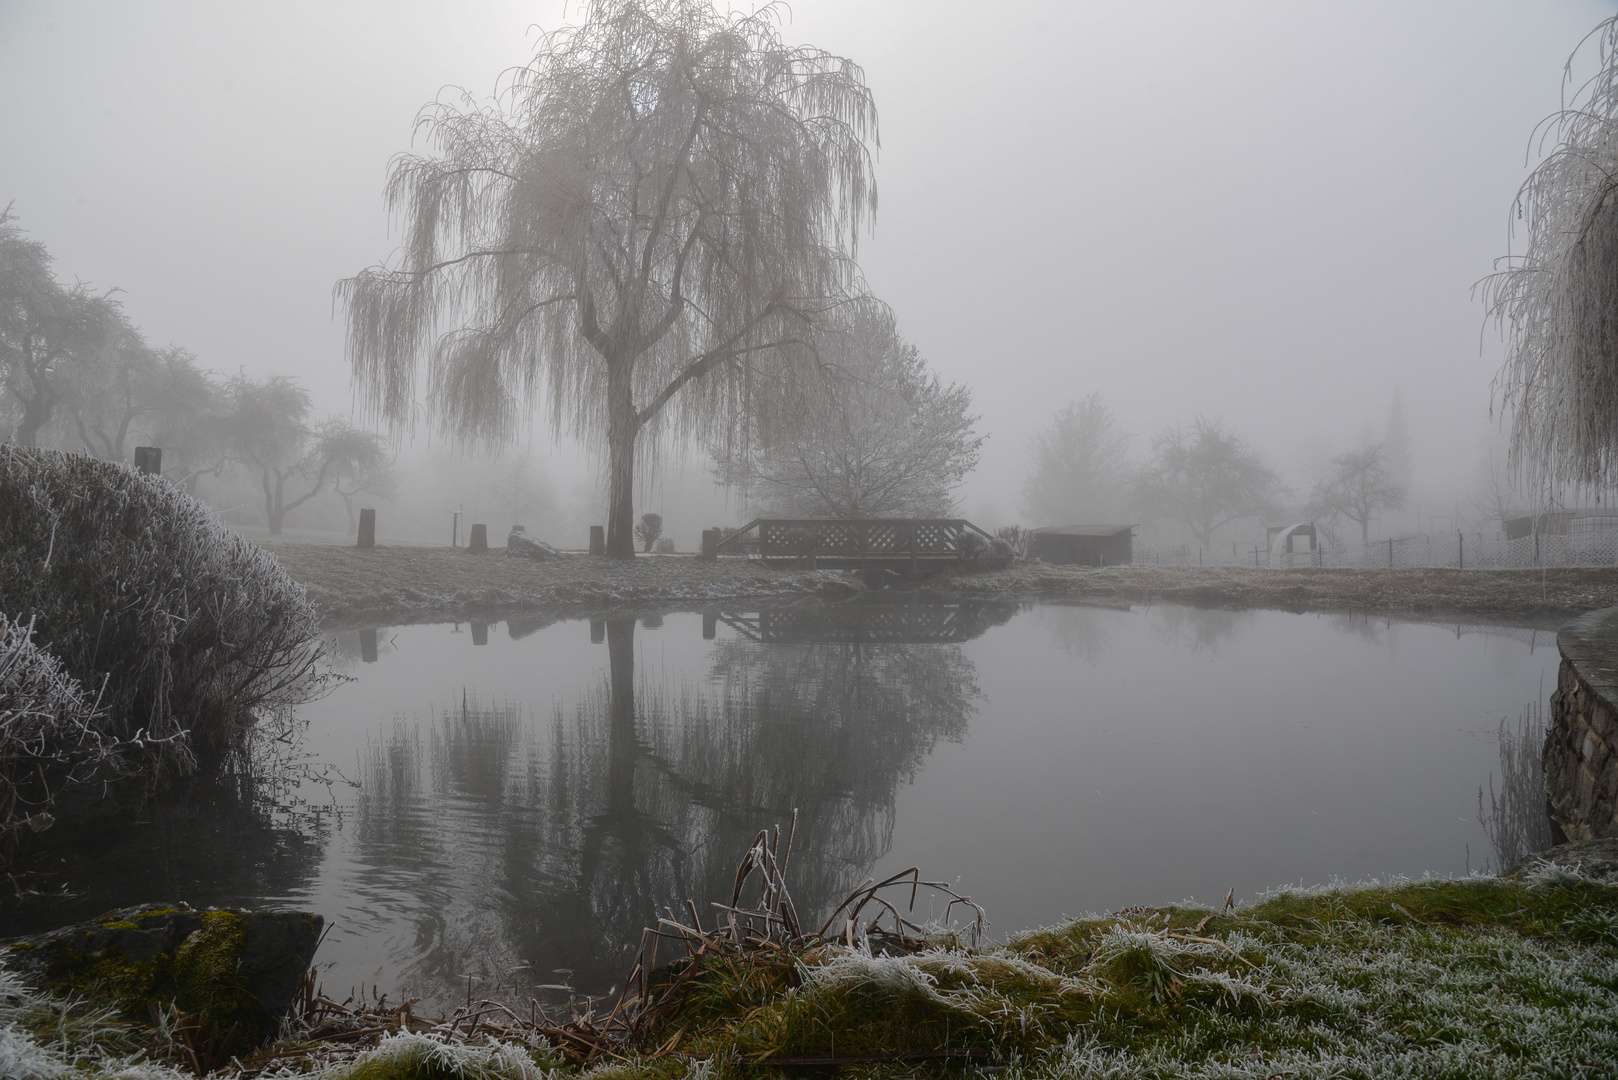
xmin=0 ymin=205 xmax=393 ymax=535
xmin=1019 ymin=392 xmax=1415 ymax=549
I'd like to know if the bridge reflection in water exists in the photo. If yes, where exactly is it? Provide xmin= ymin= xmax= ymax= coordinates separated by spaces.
xmin=713 ymin=597 xmax=1020 ymax=645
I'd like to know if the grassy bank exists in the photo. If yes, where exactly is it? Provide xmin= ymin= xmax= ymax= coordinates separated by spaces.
xmin=261 ymin=539 xmax=1618 ymax=626
xmin=8 ymin=845 xmax=1618 ymax=1079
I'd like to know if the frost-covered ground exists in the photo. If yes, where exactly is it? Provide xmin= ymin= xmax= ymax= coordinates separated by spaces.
xmin=261 ymin=540 xmax=1618 ymax=626
xmin=934 ymin=563 xmax=1618 ymax=622
xmin=261 ymin=542 xmax=861 ymax=625
xmin=6 ymin=855 xmax=1618 ymax=1080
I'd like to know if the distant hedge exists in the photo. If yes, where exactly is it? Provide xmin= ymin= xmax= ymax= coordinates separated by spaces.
xmin=0 ymin=446 xmax=329 ymax=834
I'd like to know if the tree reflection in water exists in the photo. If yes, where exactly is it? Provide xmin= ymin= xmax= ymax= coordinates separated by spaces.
xmin=353 ymin=606 xmax=1004 ymax=1008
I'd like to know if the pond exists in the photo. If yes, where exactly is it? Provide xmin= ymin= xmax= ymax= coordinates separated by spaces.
xmin=12 ymin=600 xmax=1562 ymax=1012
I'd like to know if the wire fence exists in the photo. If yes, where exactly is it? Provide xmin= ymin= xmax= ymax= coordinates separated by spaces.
xmin=1133 ymin=531 xmax=1618 ymax=570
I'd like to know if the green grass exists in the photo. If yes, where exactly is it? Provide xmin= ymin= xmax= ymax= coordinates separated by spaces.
xmin=6 ymin=872 xmax=1617 ymax=1079
xmin=609 ymin=872 xmax=1618 ymax=1078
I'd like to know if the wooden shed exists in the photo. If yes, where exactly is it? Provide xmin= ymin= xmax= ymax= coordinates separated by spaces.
xmin=1029 ymin=524 xmax=1135 ymax=566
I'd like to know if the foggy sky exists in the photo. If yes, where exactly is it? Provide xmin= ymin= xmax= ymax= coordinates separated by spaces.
xmin=1 ymin=0 xmax=1610 ymax=523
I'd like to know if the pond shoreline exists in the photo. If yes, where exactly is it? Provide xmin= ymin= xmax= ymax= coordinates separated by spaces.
xmin=262 ymin=540 xmax=1617 ymax=629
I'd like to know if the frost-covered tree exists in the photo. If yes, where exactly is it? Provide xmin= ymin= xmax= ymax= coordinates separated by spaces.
xmin=717 ymin=306 xmax=981 ymax=518
xmin=0 ymin=209 xmax=125 ymax=447
xmin=1020 ymin=393 xmax=1130 ymax=526
xmin=1485 ymin=16 xmax=1618 ymax=494
xmin=1135 ymin=418 xmax=1280 ymax=546
xmin=1307 ymin=443 xmax=1406 ymax=544
xmin=225 ymin=376 xmax=391 ymax=534
xmin=338 ymin=0 xmax=879 ymax=557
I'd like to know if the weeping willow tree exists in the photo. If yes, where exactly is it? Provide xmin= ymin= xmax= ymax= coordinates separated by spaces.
xmin=1486 ymin=16 xmax=1618 ymax=496
xmin=338 ymin=0 xmax=878 ymax=557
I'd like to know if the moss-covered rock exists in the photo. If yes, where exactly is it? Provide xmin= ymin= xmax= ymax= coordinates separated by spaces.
xmin=0 ymin=900 xmax=322 ymax=1053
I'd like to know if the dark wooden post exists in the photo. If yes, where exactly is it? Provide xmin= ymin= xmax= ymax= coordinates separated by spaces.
xmin=471 ymin=619 xmax=488 ymax=646
xmin=703 ymin=612 xmax=718 ymax=639
xmin=700 ymin=528 xmax=720 ymax=561
xmin=590 ymin=525 xmax=606 ymax=555
xmin=360 ymin=627 xmax=378 ymax=664
xmin=357 ymin=508 xmax=376 ymax=549
xmin=133 ymin=446 xmax=161 ymax=475
xmin=469 ymin=523 xmax=488 ymax=553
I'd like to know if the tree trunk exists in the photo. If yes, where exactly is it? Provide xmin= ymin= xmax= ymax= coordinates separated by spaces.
xmin=266 ymin=469 xmax=285 ymax=535
xmin=605 ymin=361 xmax=638 ymax=559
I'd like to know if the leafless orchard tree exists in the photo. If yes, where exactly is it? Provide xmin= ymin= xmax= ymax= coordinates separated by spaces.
xmin=226 ymin=375 xmax=393 ymax=534
xmin=1306 ymin=442 xmax=1406 ymax=544
xmin=1134 ymin=417 xmax=1281 ymax=547
xmin=338 ymin=0 xmax=879 ymax=557
xmin=1485 ymin=15 xmax=1618 ymax=498
xmin=716 ymin=306 xmax=981 ymax=518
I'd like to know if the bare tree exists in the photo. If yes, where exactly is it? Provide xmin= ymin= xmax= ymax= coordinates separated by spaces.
xmin=718 ymin=306 xmax=981 ymax=517
xmin=143 ymin=349 xmax=232 ymax=491
xmin=1307 ymin=442 xmax=1406 ymax=543
xmin=1484 ymin=16 xmax=1618 ymax=495
xmin=1020 ymin=392 xmax=1130 ymax=525
xmin=63 ymin=331 xmax=165 ymax=461
xmin=0 ymin=209 xmax=124 ymax=447
xmin=226 ymin=376 xmax=389 ymax=534
xmin=1134 ymin=417 xmax=1280 ymax=546
xmin=326 ymin=422 xmax=397 ymax=534
xmin=338 ymin=0 xmax=879 ymax=557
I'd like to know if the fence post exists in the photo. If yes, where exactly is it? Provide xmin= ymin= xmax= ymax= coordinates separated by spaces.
xmin=1458 ymin=530 xmax=1464 ymax=570
xmin=1388 ymin=538 xmax=1393 ymax=569
xmin=357 ymin=507 xmax=376 ymax=549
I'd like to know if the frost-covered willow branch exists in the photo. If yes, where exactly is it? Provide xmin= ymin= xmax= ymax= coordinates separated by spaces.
xmin=336 ymin=0 xmax=879 ymax=556
xmin=1485 ymin=16 xmax=1618 ymax=494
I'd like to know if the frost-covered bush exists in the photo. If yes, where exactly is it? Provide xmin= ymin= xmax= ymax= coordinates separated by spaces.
xmin=960 ymin=530 xmax=1016 ymax=570
xmin=0 ymin=446 xmax=330 ymax=810
xmin=0 ymin=613 xmax=116 ymax=844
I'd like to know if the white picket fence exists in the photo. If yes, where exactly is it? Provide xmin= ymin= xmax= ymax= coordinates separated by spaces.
xmin=1133 ymin=531 xmax=1618 ymax=570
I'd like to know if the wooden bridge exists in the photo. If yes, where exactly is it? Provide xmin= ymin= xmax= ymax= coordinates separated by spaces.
xmin=712 ymin=518 xmax=996 ymax=572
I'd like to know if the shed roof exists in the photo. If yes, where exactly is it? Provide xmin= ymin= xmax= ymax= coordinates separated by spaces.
xmin=1032 ymin=524 xmax=1136 ymax=537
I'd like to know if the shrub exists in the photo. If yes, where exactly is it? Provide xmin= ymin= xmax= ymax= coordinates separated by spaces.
xmin=0 ymin=613 xmax=114 ymax=845
xmin=0 ymin=446 xmax=331 ymax=818
xmin=960 ymin=530 xmax=1017 ymax=570
xmin=654 ymin=537 xmax=675 ymax=554
xmin=995 ymin=524 xmax=1030 ymax=560
xmin=634 ymin=512 xmax=664 ymax=553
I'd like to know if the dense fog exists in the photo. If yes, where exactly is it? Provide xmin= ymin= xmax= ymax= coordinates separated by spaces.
xmin=3 ymin=0 xmax=1614 ymax=551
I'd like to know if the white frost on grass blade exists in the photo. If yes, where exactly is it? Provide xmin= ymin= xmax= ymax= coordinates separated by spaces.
xmin=319 ymin=1031 xmax=565 ymax=1080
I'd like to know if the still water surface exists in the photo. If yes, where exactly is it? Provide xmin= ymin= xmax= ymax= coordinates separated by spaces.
xmin=22 ymin=601 xmax=1560 ymax=1010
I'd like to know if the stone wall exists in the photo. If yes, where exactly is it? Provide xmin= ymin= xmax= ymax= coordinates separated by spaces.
xmin=1547 ymin=607 xmax=1618 ymax=839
